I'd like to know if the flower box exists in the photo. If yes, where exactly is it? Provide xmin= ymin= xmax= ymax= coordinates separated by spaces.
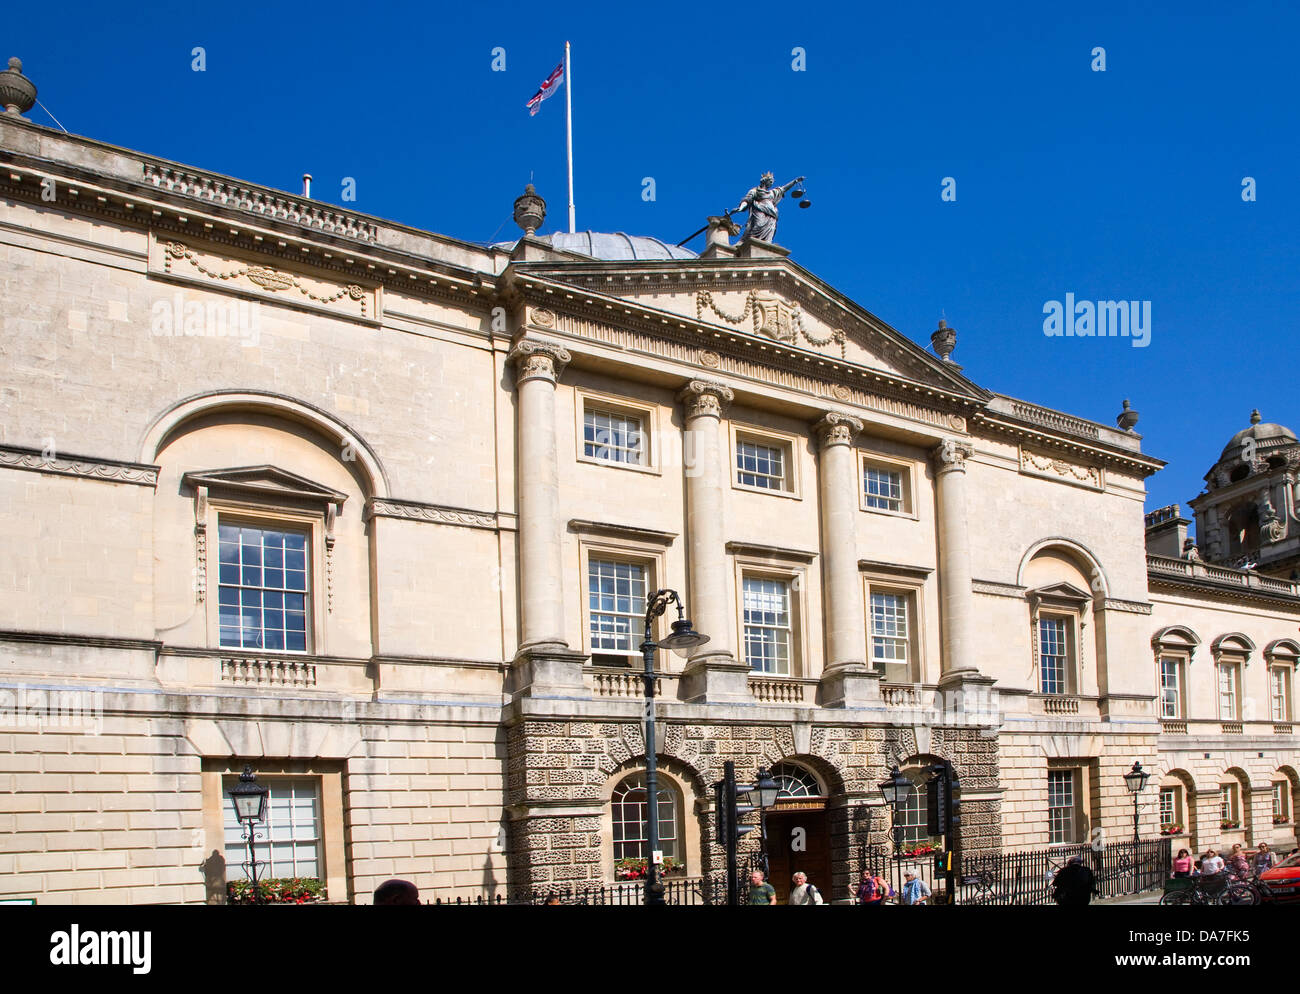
xmin=227 ymin=876 xmax=325 ymax=905
xmin=1220 ymin=820 xmax=1240 ymax=830
xmin=1160 ymin=824 xmax=1183 ymax=836
xmin=1274 ymin=816 xmax=1290 ymax=825
xmin=614 ymin=857 xmax=683 ymax=881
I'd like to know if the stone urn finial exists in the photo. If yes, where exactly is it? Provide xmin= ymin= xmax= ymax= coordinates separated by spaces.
xmin=1117 ymin=398 xmax=1140 ymax=432
xmin=513 ymin=184 xmax=546 ymax=235
xmin=1250 ymin=408 xmax=1262 ymax=425
xmin=931 ymin=318 xmax=957 ymax=362
xmin=0 ymin=57 xmax=37 ymax=119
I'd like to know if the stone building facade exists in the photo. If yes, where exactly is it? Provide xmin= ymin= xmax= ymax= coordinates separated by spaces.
xmin=0 ymin=86 xmax=1295 ymax=903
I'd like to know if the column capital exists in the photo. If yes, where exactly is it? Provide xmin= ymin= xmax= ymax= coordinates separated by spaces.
xmin=676 ymin=379 xmax=734 ymax=420
xmin=508 ymin=338 xmax=572 ymax=385
xmin=931 ymin=438 xmax=974 ymax=475
xmin=814 ymin=411 xmax=864 ymax=449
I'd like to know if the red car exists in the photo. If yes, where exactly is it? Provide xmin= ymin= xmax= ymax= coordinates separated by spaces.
xmin=1259 ymin=850 xmax=1300 ymax=903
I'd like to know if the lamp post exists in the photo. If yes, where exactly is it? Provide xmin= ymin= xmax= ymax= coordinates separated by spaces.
xmin=748 ymin=767 xmax=781 ymax=880
xmin=639 ymin=589 xmax=709 ymax=906
xmin=1123 ymin=761 xmax=1151 ymax=844
xmin=878 ymin=765 xmax=914 ymax=857
xmin=229 ymin=765 xmax=268 ymax=904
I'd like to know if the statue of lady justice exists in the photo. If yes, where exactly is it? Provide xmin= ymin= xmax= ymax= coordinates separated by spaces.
xmin=731 ymin=172 xmax=805 ymax=243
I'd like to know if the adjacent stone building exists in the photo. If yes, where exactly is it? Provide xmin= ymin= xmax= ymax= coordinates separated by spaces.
xmin=0 ymin=66 xmax=1294 ymax=903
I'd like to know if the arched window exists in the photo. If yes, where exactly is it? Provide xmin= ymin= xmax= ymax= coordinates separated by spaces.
xmin=894 ymin=767 xmax=935 ymax=845
xmin=611 ymin=774 xmax=681 ymax=864
xmin=771 ymin=762 xmax=824 ymax=799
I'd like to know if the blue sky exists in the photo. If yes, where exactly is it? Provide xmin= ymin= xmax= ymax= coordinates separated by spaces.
xmin=10 ymin=1 xmax=1297 ymax=519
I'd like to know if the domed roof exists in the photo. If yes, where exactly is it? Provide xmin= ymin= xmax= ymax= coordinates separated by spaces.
xmin=1219 ymin=409 xmax=1298 ymax=462
xmin=494 ymin=230 xmax=696 ymax=261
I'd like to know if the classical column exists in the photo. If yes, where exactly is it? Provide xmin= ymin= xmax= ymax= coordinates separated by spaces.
xmin=507 ymin=338 xmax=586 ymax=696
xmin=932 ymin=438 xmax=979 ymax=678
xmin=815 ymin=412 xmax=866 ymax=669
xmin=814 ymin=412 xmax=879 ymax=708
xmin=677 ymin=380 xmax=750 ymax=703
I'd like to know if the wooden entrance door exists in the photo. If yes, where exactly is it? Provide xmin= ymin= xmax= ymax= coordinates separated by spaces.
xmin=764 ymin=806 xmax=831 ymax=903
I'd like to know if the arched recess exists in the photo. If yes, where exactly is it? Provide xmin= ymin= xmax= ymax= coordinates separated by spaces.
xmin=1016 ymin=537 xmax=1110 ymax=598
xmin=1211 ymin=633 xmax=1257 ymax=661
xmin=1159 ymin=769 xmax=1198 ymax=844
xmin=1222 ymin=767 xmax=1253 ymax=835
xmin=144 ymin=390 xmax=383 ymax=659
xmin=1020 ymin=541 xmax=1107 ymax=697
xmin=1274 ymin=765 xmax=1299 ymax=831
xmin=140 ymin=390 xmax=389 ymax=499
xmin=600 ymin=758 xmax=702 ymax=883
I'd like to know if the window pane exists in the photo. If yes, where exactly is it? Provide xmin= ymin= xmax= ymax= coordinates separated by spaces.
xmin=1048 ymin=770 xmax=1075 ymax=844
xmin=743 ymin=577 xmax=792 ymax=675
xmin=864 ymin=466 xmax=904 ymax=511
xmin=587 ymin=559 xmax=646 ymax=655
xmin=217 ymin=523 xmax=311 ymax=651
xmin=223 ymin=778 xmax=321 ymax=882
xmin=1039 ymin=618 xmax=1067 ymax=695
xmin=736 ymin=440 xmax=787 ymax=490
xmin=584 ymin=408 xmax=645 ymax=466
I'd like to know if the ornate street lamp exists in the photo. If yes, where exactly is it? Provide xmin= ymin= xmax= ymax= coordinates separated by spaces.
xmin=748 ymin=767 xmax=781 ymax=879
xmin=229 ymin=765 xmax=268 ymax=904
xmin=1123 ymin=761 xmax=1151 ymax=844
xmin=640 ymin=590 xmax=708 ymax=906
xmin=878 ymin=766 xmax=914 ymax=856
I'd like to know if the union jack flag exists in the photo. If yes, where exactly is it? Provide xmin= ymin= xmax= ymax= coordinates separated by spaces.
xmin=526 ymin=62 xmax=564 ymax=116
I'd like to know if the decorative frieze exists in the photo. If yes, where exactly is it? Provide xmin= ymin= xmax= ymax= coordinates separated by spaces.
xmin=1019 ymin=447 xmax=1104 ymax=490
xmin=0 ymin=443 xmax=159 ymax=487
xmin=696 ymin=288 xmax=848 ymax=358
xmin=153 ymin=237 xmax=375 ymax=321
xmin=365 ymin=497 xmax=497 ymax=530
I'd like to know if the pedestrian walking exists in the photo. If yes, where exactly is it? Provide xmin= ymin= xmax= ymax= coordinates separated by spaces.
xmin=1050 ymin=855 xmax=1096 ymax=906
xmin=748 ymin=869 xmax=776 ymax=906
xmin=1172 ymin=848 xmax=1193 ymax=878
xmin=855 ymin=869 xmax=884 ymax=906
xmin=900 ymin=870 xmax=931 ymax=905
xmin=788 ymin=871 xmax=824 ymax=905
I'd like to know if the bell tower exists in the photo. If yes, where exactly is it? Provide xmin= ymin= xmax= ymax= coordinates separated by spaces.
xmin=1188 ymin=410 xmax=1300 ymax=578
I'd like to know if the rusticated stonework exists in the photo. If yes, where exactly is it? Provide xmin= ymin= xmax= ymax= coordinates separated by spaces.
xmin=504 ymin=717 xmax=1001 ymax=897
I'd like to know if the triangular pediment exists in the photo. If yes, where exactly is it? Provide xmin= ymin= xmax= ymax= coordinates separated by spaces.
xmin=181 ymin=465 xmax=347 ymax=506
xmin=1030 ymin=581 xmax=1094 ymax=604
xmin=511 ymin=257 xmax=989 ymax=402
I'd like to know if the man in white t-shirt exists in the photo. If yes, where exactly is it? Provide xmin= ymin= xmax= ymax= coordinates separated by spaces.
xmin=788 ymin=871 xmax=824 ymax=905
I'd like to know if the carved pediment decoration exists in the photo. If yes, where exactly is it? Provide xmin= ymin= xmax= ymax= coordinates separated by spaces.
xmin=1019 ymin=447 xmax=1103 ymax=491
xmin=697 ymin=289 xmax=847 ymax=358
xmin=181 ymin=466 xmax=346 ymax=612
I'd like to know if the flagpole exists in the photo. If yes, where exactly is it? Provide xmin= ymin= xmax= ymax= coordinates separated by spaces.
xmin=565 ymin=40 xmax=575 ymax=233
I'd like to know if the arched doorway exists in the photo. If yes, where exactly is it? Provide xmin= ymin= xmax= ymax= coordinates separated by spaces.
xmin=763 ymin=762 xmax=831 ymax=902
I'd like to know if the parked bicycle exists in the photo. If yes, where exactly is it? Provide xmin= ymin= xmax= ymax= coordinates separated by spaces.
xmin=1160 ymin=871 xmax=1261 ymax=906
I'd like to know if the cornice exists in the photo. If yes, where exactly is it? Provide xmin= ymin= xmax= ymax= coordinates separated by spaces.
xmin=0 ymin=158 xmax=494 ymax=313
xmin=1146 ymin=570 xmax=1300 ymax=609
xmin=0 ymin=443 xmax=159 ymax=487
xmin=974 ymin=411 xmax=1165 ymax=478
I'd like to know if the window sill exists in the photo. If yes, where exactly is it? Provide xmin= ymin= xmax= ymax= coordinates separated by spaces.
xmin=732 ymin=481 xmax=801 ymax=501
xmin=859 ymin=504 xmax=919 ymax=521
xmin=576 ymin=454 xmax=660 ymax=477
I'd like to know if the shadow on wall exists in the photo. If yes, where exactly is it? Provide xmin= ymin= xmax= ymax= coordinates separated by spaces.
xmin=202 ymin=849 xmax=227 ymax=905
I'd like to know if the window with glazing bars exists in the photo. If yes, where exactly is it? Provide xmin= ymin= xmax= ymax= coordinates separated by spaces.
xmin=218 ymin=523 xmax=309 ymax=651
xmin=611 ymin=775 xmax=678 ymax=861
xmin=223 ymin=778 xmax=321 ymax=879
xmin=1272 ymin=667 xmax=1291 ymax=721
xmin=583 ymin=408 xmax=645 ymax=465
xmin=588 ymin=559 xmax=647 ymax=656
xmin=1218 ymin=664 xmax=1238 ymax=720
xmin=870 ymin=592 xmax=909 ymax=670
xmin=864 ymin=466 xmax=903 ymax=511
xmin=1038 ymin=617 xmax=1068 ymax=694
xmin=1048 ymin=770 xmax=1076 ymax=844
xmin=736 ymin=439 xmax=787 ymax=490
xmin=1159 ymin=658 xmax=1181 ymax=719
xmin=743 ymin=577 xmax=792 ymax=675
